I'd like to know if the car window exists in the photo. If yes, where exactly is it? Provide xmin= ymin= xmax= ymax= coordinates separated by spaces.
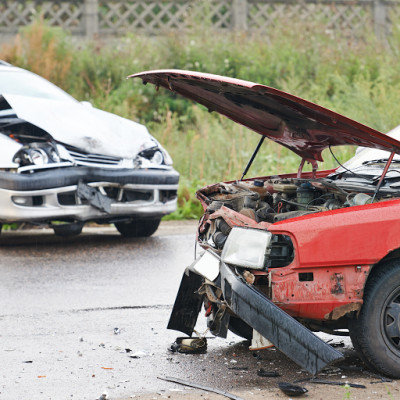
xmin=0 ymin=70 xmax=77 ymax=102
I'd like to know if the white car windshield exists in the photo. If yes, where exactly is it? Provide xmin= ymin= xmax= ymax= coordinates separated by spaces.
xmin=0 ymin=70 xmax=76 ymax=102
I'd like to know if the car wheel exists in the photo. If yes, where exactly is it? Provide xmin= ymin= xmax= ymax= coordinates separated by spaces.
xmin=348 ymin=261 xmax=400 ymax=378
xmin=115 ymin=218 xmax=161 ymax=237
xmin=52 ymin=222 xmax=84 ymax=237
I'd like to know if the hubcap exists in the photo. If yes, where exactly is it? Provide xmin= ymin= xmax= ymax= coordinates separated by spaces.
xmin=383 ymin=289 xmax=400 ymax=350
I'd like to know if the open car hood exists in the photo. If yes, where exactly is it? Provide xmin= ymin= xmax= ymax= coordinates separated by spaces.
xmin=130 ymin=70 xmax=400 ymax=162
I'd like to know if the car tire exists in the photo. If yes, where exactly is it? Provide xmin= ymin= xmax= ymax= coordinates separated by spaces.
xmin=52 ymin=222 xmax=84 ymax=237
xmin=348 ymin=261 xmax=400 ymax=378
xmin=115 ymin=218 xmax=161 ymax=237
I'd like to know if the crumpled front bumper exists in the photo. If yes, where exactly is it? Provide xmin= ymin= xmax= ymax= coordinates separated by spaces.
xmin=0 ymin=166 xmax=179 ymax=222
xmin=168 ymin=253 xmax=343 ymax=375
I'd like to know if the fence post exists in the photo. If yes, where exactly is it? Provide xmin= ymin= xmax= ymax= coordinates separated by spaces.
xmin=373 ymin=0 xmax=387 ymax=40
xmin=232 ymin=0 xmax=248 ymax=31
xmin=84 ymin=0 xmax=99 ymax=38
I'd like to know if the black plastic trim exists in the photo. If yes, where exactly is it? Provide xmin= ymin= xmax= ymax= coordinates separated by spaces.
xmin=220 ymin=262 xmax=343 ymax=375
xmin=0 ymin=167 xmax=179 ymax=191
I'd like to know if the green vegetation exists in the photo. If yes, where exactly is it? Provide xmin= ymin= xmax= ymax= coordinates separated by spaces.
xmin=2 ymin=19 xmax=400 ymax=219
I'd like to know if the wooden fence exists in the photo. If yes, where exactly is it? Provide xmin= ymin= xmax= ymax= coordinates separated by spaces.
xmin=0 ymin=0 xmax=399 ymax=41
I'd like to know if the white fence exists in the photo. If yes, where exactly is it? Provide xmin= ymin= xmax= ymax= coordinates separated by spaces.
xmin=0 ymin=0 xmax=399 ymax=41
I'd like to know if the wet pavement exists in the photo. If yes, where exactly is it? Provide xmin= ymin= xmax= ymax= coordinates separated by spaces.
xmin=0 ymin=221 xmax=399 ymax=399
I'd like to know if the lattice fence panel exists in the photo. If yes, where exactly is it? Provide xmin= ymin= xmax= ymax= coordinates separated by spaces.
xmin=247 ymin=0 xmax=373 ymax=37
xmin=0 ymin=1 xmax=84 ymax=33
xmin=386 ymin=0 xmax=400 ymax=29
xmin=98 ymin=0 xmax=232 ymax=34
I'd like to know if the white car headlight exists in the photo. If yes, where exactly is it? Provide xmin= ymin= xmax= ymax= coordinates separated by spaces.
xmin=151 ymin=150 xmax=164 ymax=165
xmin=221 ymin=227 xmax=272 ymax=270
xmin=30 ymin=148 xmax=48 ymax=165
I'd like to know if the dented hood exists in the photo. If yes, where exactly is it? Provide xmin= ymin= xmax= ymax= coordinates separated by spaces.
xmin=3 ymin=94 xmax=153 ymax=159
xmin=130 ymin=70 xmax=400 ymax=162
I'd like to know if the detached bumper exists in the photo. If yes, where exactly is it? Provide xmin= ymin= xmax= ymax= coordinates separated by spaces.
xmin=0 ymin=167 xmax=179 ymax=222
xmin=168 ymin=253 xmax=343 ymax=375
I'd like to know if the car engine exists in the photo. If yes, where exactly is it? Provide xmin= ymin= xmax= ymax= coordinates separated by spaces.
xmin=197 ymin=173 xmax=400 ymax=267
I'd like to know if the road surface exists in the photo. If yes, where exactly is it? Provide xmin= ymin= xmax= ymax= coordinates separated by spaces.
xmin=0 ymin=221 xmax=398 ymax=400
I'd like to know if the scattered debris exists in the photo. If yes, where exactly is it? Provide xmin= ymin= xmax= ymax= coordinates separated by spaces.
xmin=278 ymin=382 xmax=308 ymax=397
xmin=296 ymin=378 xmax=366 ymax=389
xmin=125 ymin=348 xmax=132 ymax=353
xmin=99 ymin=343 xmax=105 ymax=348
xmin=365 ymin=371 xmax=393 ymax=383
xmin=101 ymin=367 xmax=113 ymax=370
xmin=158 ymin=376 xmax=244 ymax=400
xmin=79 ymin=337 xmax=84 ymax=342
xmin=129 ymin=350 xmax=149 ymax=359
xmin=22 ymin=361 xmax=33 ymax=364
xmin=96 ymin=391 xmax=109 ymax=400
xmin=257 ymin=368 xmax=280 ymax=377
xmin=114 ymin=327 xmax=121 ymax=335
xmin=228 ymin=366 xmax=248 ymax=371
xmin=37 ymin=376 xmax=46 ymax=378
xmin=169 ymin=337 xmax=207 ymax=354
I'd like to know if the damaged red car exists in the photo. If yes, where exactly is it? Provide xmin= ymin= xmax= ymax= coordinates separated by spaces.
xmin=131 ymin=70 xmax=400 ymax=377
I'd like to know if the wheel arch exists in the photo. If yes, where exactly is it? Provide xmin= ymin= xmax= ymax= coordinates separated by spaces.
xmin=364 ymin=248 xmax=400 ymax=290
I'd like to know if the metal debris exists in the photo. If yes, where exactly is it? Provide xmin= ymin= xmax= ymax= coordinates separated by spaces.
xmin=257 ymin=368 xmax=280 ymax=377
xmin=157 ymin=376 xmax=244 ymax=400
xmin=296 ymin=378 xmax=366 ymax=389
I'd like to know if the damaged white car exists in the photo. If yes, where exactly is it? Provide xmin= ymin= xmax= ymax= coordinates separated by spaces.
xmin=0 ymin=62 xmax=179 ymax=237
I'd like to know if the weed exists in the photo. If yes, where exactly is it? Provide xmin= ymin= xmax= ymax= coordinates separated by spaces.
xmin=1 ymin=20 xmax=399 ymax=219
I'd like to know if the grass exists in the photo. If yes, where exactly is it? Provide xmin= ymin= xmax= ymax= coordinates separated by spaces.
xmin=2 ymin=18 xmax=400 ymax=219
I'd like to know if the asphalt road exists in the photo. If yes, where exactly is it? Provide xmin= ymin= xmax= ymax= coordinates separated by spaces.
xmin=0 ymin=221 xmax=399 ymax=400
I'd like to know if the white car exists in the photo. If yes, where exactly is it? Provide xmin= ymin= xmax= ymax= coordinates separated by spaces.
xmin=0 ymin=62 xmax=179 ymax=237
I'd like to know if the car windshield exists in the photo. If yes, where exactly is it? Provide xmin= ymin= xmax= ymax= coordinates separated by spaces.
xmin=0 ymin=70 xmax=77 ymax=102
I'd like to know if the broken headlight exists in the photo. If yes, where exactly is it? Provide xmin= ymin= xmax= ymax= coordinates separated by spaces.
xmin=13 ymin=142 xmax=61 ymax=167
xmin=221 ymin=227 xmax=272 ymax=270
xmin=138 ymin=146 xmax=165 ymax=165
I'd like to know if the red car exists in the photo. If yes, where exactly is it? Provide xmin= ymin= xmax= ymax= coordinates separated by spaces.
xmin=131 ymin=70 xmax=400 ymax=377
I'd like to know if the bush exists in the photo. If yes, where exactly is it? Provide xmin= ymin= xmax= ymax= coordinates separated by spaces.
xmin=2 ymin=20 xmax=400 ymax=219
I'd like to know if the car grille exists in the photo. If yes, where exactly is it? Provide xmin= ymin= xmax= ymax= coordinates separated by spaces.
xmin=67 ymin=148 xmax=122 ymax=167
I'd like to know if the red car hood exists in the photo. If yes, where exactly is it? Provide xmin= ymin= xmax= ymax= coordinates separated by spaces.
xmin=130 ymin=70 xmax=400 ymax=162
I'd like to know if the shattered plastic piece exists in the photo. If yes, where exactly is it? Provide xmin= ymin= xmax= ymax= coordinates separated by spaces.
xmin=101 ymin=367 xmax=113 ymax=370
xmin=37 ymin=376 xmax=46 ymax=378
xmin=129 ymin=350 xmax=149 ymax=359
xmin=257 ymin=368 xmax=280 ymax=377
xmin=169 ymin=337 xmax=207 ymax=354
xmin=278 ymin=382 xmax=308 ymax=397
xmin=96 ymin=391 xmax=109 ymax=400
xmin=22 ymin=361 xmax=33 ymax=364
xmin=114 ymin=327 xmax=121 ymax=335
